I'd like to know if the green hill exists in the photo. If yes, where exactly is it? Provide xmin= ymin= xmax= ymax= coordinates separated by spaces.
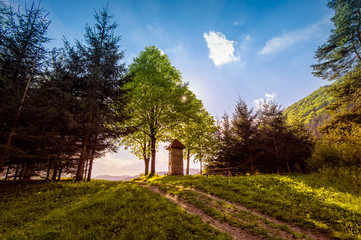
xmin=284 ymin=84 xmax=334 ymax=135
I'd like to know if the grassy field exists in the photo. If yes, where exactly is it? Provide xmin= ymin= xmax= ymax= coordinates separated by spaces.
xmin=0 ymin=180 xmax=230 ymax=240
xmin=1 ymin=174 xmax=360 ymax=240
xmin=147 ymin=174 xmax=361 ymax=239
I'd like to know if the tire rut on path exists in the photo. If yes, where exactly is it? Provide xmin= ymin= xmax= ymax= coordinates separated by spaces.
xmin=141 ymin=184 xmax=333 ymax=240
xmin=142 ymin=184 xmax=261 ymax=240
xmin=190 ymin=188 xmax=332 ymax=240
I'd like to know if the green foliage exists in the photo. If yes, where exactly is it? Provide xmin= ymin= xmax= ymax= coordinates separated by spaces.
xmin=149 ymin=175 xmax=361 ymax=239
xmin=310 ymin=167 xmax=361 ymax=195
xmin=308 ymin=122 xmax=361 ymax=175
xmin=312 ymin=0 xmax=361 ymax=80
xmin=284 ymin=85 xmax=333 ymax=135
xmin=214 ymin=99 xmax=314 ymax=174
xmin=0 ymin=3 xmax=127 ymax=181
xmin=0 ymin=181 xmax=230 ymax=239
xmin=119 ymin=45 xmax=216 ymax=175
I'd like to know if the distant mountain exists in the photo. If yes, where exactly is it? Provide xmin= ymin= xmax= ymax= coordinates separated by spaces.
xmin=284 ymin=84 xmax=334 ymax=136
xmin=93 ymin=175 xmax=140 ymax=181
xmin=94 ymin=168 xmax=201 ymax=181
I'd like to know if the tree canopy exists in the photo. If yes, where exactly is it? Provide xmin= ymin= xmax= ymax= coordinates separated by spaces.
xmin=119 ymin=46 xmax=217 ymax=175
xmin=312 ymin=0 xmax=361 ymax=80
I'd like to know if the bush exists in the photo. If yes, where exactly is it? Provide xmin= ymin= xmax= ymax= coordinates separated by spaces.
xmin=308 ymin=123 xmax=361 ymax=171
xmin=315 ymin=166 xmax=361 ymax=194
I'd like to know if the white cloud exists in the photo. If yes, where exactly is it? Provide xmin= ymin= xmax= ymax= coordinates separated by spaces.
xmin=259 ymin=19 xmax=329 ymax=55
xmin=203 ymin=31 xmax=240 ymax=66
xmin=254 ymin=93 xmax=277 ymax=109
xmin=166 ymin=43 xmax=183 ymax=55
xmin=159 ymin=48 xmax=165 ymax=55
xmin=265 ymin=93 xmax=276 ymax=100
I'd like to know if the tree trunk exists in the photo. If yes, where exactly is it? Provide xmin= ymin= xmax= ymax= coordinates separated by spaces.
xmin=87 ymin=147 xmax=95 ymax=182
xmin=19 ymin=162 xmax=25 ymax=180
xmin=271 ymin=132 xmax=281 ymax=175
xmin=199 ymin=159 xmax=202 ymax=175
xmin=186 ymin=149 xmax=190 ymax=175
xmin=46 ymin=163 xmax=51 ymax=180
xmin=286 ymin=160 xmax=291 ymax=173
xmin=5 ymin=164 xmax=11 ymax=180
xmin=14 ymin=163 xmax=20 ymax=180
xmin=76 ymin=134 xmax=88 ymax=182
xmin=57 ymin=165 xmax=62 ymax=182
xmin=150 ymin=136 xmax=156 ymax=174
xmin=52 ymin=165 xmax=58 ymax=181
xmin=83 ymin=158 xmax=89 ymax=180
xmin=144 ymin=156 xmax=150 ymax=175
xmin=0 ymin=72 xmax=34 ymax=171
xmin=248 ymin=144 xmax=254 ymax=174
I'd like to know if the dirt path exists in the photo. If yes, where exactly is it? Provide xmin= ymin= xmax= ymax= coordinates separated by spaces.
xmin=141 ymin=184 xmax=333 ymax=240
xmin=143 ymin=184 xmax=260 ymax=240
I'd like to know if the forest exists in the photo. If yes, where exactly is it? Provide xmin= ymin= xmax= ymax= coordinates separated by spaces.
xmin=0 ymin=0 xmax=360 ymax=188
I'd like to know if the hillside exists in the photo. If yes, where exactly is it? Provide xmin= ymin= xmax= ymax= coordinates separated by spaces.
xmin=1 ymin=175 xmax=360 ymax=239
xmin=284 ymin=84 xmax=333 ymax=135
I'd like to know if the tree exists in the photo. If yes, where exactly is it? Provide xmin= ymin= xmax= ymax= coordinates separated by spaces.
xmin=232 ymin=98 xmax=257 ymax=173
xmin=257 ymin=100 xmax=314 ymax=174
xmin=312 ymin=0 xmax=361 ymax=81
xmin=0 ymin=1 xmax=50 ymax=171
xmin=174 ymin=92 xmax=218 ymax=175
xmin=213 ymin=113 xmax=238 ymax=168
xmin=61 ymin=6 xmax=126 ymax=181
xmin=122 ymin=46 xmax=190 ymax=174
xmin=257 ymin=100 xmax=286 ymax=173
xmin=312 ymin=1 xmax=361 ymax=164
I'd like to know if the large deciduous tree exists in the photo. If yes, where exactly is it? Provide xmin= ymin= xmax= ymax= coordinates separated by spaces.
xmin=121 ymin=46 xmax=193 ymax=174
xmin=173 ymin=89 xmax=218 ymax=175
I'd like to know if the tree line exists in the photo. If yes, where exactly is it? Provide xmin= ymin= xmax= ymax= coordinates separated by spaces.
xmin=0 ymin=1 xmax=217 ymax=181
xmin=0 ymin=2 xmax=129 ymax=181
xmin=209 ymin=98 xmax=314 ymax=174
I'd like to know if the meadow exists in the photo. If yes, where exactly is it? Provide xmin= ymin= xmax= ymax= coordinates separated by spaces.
xmin=0 ymin=180 xmax=230 ymax=240
xmin=147 ymin=174 xmax=361 ymax=239
xmin=1 ymin=173 xmax=360 ymax=239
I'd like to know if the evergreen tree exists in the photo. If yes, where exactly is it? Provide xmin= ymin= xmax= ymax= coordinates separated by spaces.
xmin=61 ymin=6 xmax=126 ymax=181
xmin=312 ymin=0 xmax=361 ymax=80
xmin=0 ymin=2 xmax=50 ymax=171
xmin=232 ymin=98 xmax=257 ymax=173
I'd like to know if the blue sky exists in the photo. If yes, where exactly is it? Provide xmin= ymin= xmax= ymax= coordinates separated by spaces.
xmin=9 ymin=0 xmax=334 ymax=176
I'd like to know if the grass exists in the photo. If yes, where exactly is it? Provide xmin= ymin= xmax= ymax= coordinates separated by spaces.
xmin=148 ymin=174 xmax=361 ymax=239
xmin=0 ymin=180 xmax=231 ymax=240
xmin=156 ymin=184 xmax=307 ymax=240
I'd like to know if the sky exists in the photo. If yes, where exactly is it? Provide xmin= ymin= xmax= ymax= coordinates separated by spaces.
xmin=9 ymin=0 xmax=334 ymax=176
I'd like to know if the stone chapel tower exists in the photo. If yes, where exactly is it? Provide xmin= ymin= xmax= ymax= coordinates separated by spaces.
xmin=166 ymin=139 xmax=185 ymax=175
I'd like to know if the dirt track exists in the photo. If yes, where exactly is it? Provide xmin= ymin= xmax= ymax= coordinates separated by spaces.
xmin=141 ymin=184 xmax=333 ymax=240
